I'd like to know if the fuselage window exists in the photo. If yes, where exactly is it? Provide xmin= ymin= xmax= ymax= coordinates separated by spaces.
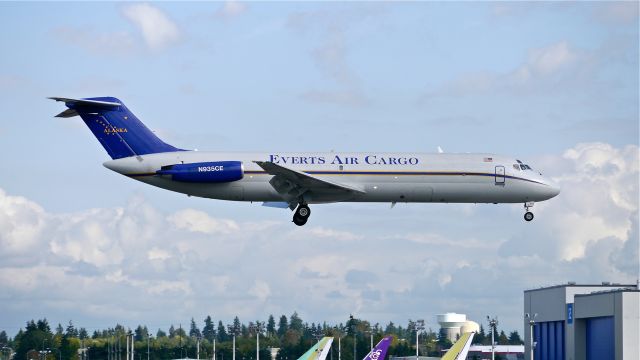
xmin=513 ymin=164 xmax=520 ymax=170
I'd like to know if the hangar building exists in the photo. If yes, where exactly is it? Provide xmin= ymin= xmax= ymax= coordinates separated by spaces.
xmin=523 ymin=282 xmax=639 ymax=360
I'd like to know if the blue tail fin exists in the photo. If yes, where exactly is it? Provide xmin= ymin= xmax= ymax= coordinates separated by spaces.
xmin=50 ymin=96 xmax=182 ymax=159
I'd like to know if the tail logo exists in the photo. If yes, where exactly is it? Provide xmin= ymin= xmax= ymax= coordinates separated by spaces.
xmin=94 ymin=118 xmax=128 ymax=135
xmin=104 ymin=127 xmax=128 ymax=135
xmin=369 ymin=350 xmax=382 ymax=360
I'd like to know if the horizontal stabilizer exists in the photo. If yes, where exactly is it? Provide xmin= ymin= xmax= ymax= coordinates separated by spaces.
xmin=48 ymin=97 xmax=121 ymax=108
xmin=55 ymin=108 xmax=79 ymax=118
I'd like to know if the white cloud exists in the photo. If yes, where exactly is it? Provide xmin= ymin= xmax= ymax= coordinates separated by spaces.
xmin=526 ymin=41 xmax=575 ymax=75
xmin=0 ymin=189 xmax=47 ymax=256
xmin=147 ymin=280 xmax=192 ymax=295
xmin=304 ymin=226 xmax=363 ymax=241
xmin=216 ymin=1 xmax=247 ymax=19
xmin=148 ymin=247 xmax=172 ymax=261
xmin=501 ymin=142 xmax=639 ymax=262
xmin=249 ymin=280 xmax=271 ymax=301
xmin=122 ymin=3 xmax=181 ymax=50
xmin=425 ymin=41 xmax=580 ymax=98
xmin=168 ymin=208 xmax=239 ymax=234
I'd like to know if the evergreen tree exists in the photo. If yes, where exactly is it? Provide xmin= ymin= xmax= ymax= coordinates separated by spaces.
xmin=92 ymin=330 xmax=100 ymax=339
xmin=66 ymin=321 xmax=78 ymax=338
xmin=134 ymin=325 xmax=147 ymax=341
xmin=277 ymin=315 xmax=288 ymax=337
xmin=266 ymin=315 xmax=276 ymax=337
xmin=476 ymin=325 xmax=486 ymax=345
xmin=79 ymin=327 xmax=88 ymax=340
xmin=36 ymin=319 xmax=50 ymax=333
xmin=169 ymin=325 xmax=176 ymax=338
xmin=508 ymin=331 xmax=523 ymax=345
xmin=157 ymin=329 xmax=167 ymax=338
xmin=203 ymin=316 xmax=216 ymax=342
xmin=232 ymin=317 xmax=241 ymax=335
xmin=14 ymin=319 xmax=54 ymax=360
xmin=289 ymin=312 xmax=303 ymax=332
xmin=498 ymin=330 xmax=509 ymax=345
xmin=55 ymin=324 xmax=64 ymax=336
xmin=0 ymin=330 xmax=7 ymax=345
xmin=217 ymin=321 xmax=228 ymax=342
xmin=189 ymin=318 xmax=202 ymax=338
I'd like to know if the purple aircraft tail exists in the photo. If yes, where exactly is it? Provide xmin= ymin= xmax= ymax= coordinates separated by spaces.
xmin=362 ymin=336 xmax=392 ymax=360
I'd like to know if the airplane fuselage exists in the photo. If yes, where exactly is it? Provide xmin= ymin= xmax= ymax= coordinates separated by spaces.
xmin=104 ymin=151 xmax=559 ymax=204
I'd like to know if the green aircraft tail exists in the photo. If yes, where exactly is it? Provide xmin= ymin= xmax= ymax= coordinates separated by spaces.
xmin=441 ymin=332 xmax=475 ymax=360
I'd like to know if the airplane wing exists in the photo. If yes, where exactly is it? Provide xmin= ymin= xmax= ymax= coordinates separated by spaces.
xmin=254 ymin=161 xmax=365 ymax=207
xmin=296 ymin=337 xmax=334 ymax=360
xmin=441 ymin=332 xmax=474 ymax=360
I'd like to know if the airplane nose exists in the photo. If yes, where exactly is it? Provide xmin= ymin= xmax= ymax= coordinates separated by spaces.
xmin=545 ymin=181 xmax=561 ymax=198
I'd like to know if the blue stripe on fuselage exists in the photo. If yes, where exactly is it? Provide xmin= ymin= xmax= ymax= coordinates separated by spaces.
xmin=129 ymin=170 xmax=547 ymax=185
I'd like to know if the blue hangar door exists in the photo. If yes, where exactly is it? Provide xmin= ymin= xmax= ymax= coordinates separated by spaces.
xmin=586 ymin=316 xmax=614 ymax=360
xmin=534 ymin=321 xmax=565 ymax=360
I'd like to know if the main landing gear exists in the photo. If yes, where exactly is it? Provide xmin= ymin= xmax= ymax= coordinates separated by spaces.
xmin=524 ymin=202 xmax=534 ymax=222
xmin=293 ymin=204 xmax=311 ymax=226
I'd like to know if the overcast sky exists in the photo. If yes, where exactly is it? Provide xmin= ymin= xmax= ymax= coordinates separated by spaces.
xmin=0 ymin=1 xmax=638 ymax=337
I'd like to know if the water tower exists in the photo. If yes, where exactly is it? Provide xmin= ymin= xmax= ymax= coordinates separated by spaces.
xmin=436 ymin=313 xmax=467 ymax=342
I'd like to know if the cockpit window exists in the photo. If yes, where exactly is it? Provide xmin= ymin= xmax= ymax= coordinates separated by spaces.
xmin=513 ymin=164 xmax=520 ymax=170
xmin=515 ymin=160 xmax=533 ymax=170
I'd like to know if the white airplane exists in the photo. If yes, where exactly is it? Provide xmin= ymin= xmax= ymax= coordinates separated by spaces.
xmin=50 ymin=97 xmax=560 ymax=226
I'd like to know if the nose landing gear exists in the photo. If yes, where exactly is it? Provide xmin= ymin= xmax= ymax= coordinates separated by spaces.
xmin=524 ymin=202 xmax=534 ymax=222
xmin=293 ymin=204 xmax=311 ymax=226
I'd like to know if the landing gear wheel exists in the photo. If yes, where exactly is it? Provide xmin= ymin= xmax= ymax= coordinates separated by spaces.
xmin=296 ymin=204 xmax=311 ymax=219
xmin=524 ymin=212 xmax=534 ymax=222
xmin=293 ymin=215 xmax=308 ymax=226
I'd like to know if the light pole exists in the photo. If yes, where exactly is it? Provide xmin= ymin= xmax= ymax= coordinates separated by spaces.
xmin=335 ymin=326 xmax=346 ymax=360
xmin=415 ymin=320 xmax=425 ymax=360
xmin=487 ymin=316 xmax=498 ymax=360
xmin=227 ymin=324 xmax=239 ymax=360
xmin=253 ymin=322 xmax=264 ymax=360
xmin=349 ymin=315 xmax=356 ymax=360
xmin=525 ymin=313 xmax=537 ymax=360
xmin=147 ymin=334 xmax=151 ymax=360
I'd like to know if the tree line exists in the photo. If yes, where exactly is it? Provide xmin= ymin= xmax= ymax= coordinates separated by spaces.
xmin=0 ymin=314 xmax=523 ymax=360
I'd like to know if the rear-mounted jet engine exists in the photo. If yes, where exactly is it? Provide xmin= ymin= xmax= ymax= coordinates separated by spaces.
xmin=156 ymin=161 xmax=243 ymax=183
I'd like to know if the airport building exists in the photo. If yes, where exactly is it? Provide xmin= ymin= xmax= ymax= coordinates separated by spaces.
xmin=523 ymin=282 xmax=639 ymax=360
